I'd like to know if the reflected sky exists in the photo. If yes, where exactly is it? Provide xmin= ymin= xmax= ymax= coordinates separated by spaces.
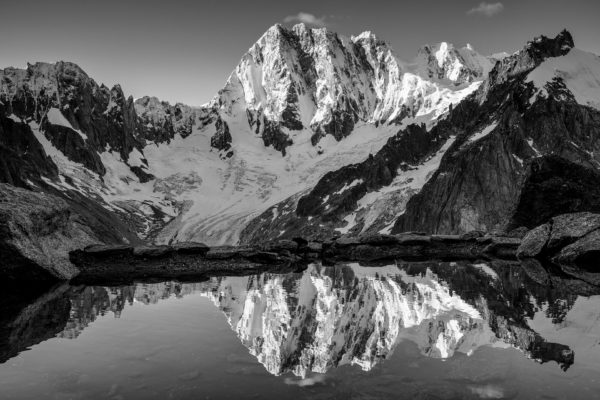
xmin=1 ymin=260 xmax=600 ymax=399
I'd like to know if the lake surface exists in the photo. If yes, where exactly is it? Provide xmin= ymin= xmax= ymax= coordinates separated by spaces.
xmin=1 ymin=260 xmax=600 ymax=399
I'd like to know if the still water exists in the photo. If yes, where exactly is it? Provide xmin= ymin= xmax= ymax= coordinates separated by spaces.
xmin=1 ymin=260 xmax=600 ymax=399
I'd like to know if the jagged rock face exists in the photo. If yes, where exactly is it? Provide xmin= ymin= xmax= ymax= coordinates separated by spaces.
xmin=242 ymin=30 xmax=600 ymax=242
xmin=134 ymin=96 xmax=198 ymax=143
xmin=517 ymin=212 xmax=600 ymax=283
xmin=395 ymin=34 xmax=600 ymax=234
xmin=0 ymin=62 xmax=145 ymax=176
xmin=209 ymin=23 xmax=492 ymax=155
xmin=0 ymin=106 xmax=58 ymax=187
xmin=209 ymin=117 xmax=233 ymax=156
xmin=0 ymin=63 xmax=183 ymax=239
xmin=415 ymin=42 xmax=495 ymax=85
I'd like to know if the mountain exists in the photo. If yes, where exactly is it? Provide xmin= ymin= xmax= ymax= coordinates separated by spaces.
xmin=241 ymin=30 xmax=600 ymax=243
xmin=0 ymin=23 xmax=495 ymax=248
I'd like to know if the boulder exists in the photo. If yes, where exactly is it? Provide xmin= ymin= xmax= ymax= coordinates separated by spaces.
xmin=133 ymin=245 xmax=173 ymax=258
xmin=547 ymin=212 xmax=600 ymax=252
xmin=84 ymin=244 xmax=133 ymax=256
xmin=517 ymin=223 xmax=551 ymax=258
xmin=553 ymin=229 xmax=600 ymax=271
xmin=0 ymin=184 xmax=102 ymax=280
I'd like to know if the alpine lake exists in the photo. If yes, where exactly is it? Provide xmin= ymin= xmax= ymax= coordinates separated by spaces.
xmin=2 ymin=260 xmax=600 ymax=400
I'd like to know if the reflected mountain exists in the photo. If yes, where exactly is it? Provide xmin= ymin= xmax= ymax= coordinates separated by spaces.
xmin=1 ymin=261 xmax=599 ymax=377
xmin=199 ymin=262 xmax=590 ymax=376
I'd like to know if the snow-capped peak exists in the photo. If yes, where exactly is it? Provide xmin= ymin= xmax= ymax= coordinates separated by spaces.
xmin=351 ymin=30 xmax=378 ymax=42
xmin=414 ymin=41 xmax=494 ymax=85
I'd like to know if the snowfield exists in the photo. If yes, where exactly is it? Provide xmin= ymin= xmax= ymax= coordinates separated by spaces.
xmin=526 ymin=48 xmax=600 ymax=110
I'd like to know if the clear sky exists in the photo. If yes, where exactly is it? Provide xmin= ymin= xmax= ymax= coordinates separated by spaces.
xmin=2 ymin=0 xmax=599 ymax=106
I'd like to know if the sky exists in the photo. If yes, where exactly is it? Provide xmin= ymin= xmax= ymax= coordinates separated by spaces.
xmin=2 ymin=0 xmax=599 ymax=106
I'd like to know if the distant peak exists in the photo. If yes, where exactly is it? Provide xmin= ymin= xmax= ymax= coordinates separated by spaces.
xmin=352 ymin=31 xmax=378 ymax=42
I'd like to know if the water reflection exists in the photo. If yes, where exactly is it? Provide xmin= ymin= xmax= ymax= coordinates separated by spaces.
xmin=2 ymin=260 xmax=598 ymax=380
xmin=198 ymin=262 xmax=581 ymax=376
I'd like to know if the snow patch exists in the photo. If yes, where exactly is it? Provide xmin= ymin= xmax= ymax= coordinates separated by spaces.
xmin=46 ymin=107 xmax=88 ymax=140
xmin=467 ymin=122 xmax=498 ymax=144
xmin=333 ymin=179 xmax=363 ymax=195
xmin=335 ymin=212 xmax=357 ymax=234
xmin=127 ymin=148 xmax=146 ymax=168
xmin=526 ymin=48 xmax=600 ymax=110
xmin=7 ymin=114 xmax=22 ymax=123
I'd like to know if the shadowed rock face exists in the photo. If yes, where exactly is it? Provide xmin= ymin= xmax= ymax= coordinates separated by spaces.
xmin=0 ymin=184 xmax=140 ymax=281
xmin=393 ymin=34 xmax=600 ymax=235
xmin=0 ymin=63 xmax=145 ymax=178
xmin=0 ymin=110 xmax=58 ymax=187
xmin=510 ymin=158 xmax=600 ymax=230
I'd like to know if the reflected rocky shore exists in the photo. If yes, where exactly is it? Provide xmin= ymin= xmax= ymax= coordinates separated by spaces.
xmin=2 ymin=260 xmax=599 ymax=376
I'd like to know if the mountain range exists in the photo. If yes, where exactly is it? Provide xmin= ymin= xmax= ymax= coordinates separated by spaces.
xmin=1 ymin=24 xmax=599 ymax=258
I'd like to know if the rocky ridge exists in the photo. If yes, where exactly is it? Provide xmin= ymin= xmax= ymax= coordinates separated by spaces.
xmin=241 ymin=30 xmax=600 ymax=242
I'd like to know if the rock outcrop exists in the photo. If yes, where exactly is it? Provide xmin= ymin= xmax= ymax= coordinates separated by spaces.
xmin=67 ymin=232 xmax=521 ymax=284
xmin=0 ymin=184 xmax=136 ymax=281
xmin=517 ymin=212 xmax=600 ymax=284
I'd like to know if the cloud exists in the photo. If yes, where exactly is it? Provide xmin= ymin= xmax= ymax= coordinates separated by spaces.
xmin=467 ymin=2 xmax=504 ymax=17
xmin=283 ymin=12 xmax=326 ymax=27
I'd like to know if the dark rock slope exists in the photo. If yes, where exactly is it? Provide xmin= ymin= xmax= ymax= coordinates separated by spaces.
xmin=241 ymin=30 xmax=600 ymax=243
xmin=517 ymin=212 xmax=600 ymax=284
xmin=0 ymin=183 xmax=139 ymax=281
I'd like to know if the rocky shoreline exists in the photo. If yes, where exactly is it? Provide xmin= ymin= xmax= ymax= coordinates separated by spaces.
xmin=68 ymin=212 xmax=600 ymax=285
xmin=68 ymin=232 xmax=522 ymax=284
